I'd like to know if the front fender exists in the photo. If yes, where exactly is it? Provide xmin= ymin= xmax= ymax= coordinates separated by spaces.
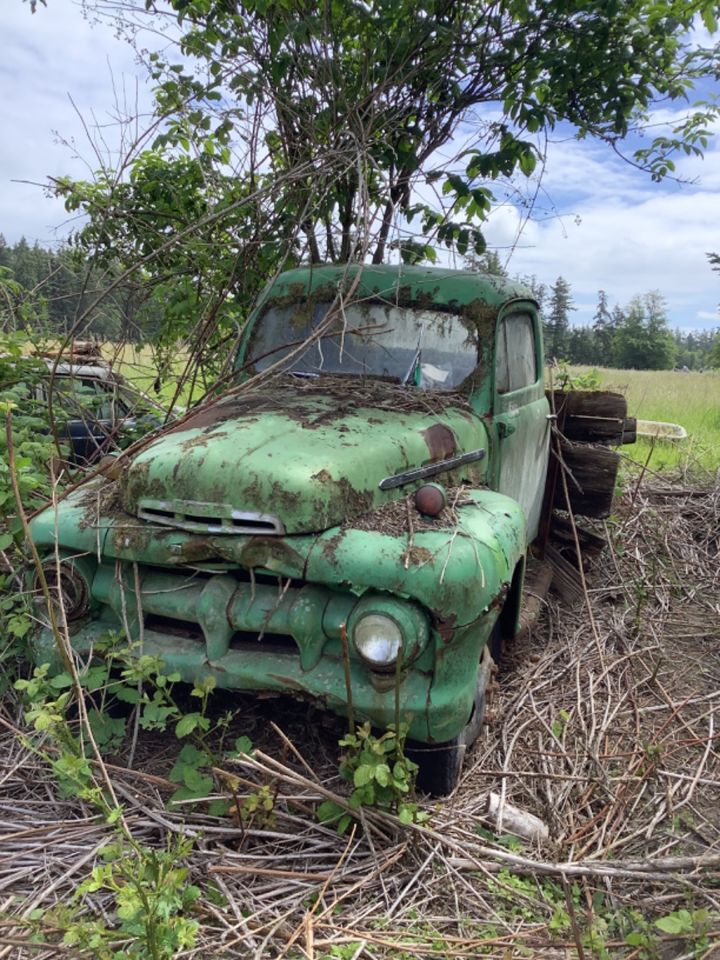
xmin=306 ymin=488 xmax=527 ymax=627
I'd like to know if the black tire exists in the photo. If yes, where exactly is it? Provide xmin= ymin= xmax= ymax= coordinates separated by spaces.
xmin=409 ymin=669 xmax=489 ymax=797
xmin=489 ymin=615 xmax=504 ymax=667
xmin=409 ymin=735 xmax=466 ymax=797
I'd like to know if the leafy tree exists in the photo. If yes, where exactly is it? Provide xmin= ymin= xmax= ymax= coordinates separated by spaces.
xmin=566 ymin=326 xmax=596 ymax=365
xmin=53 ymin=0 xmax=720 ymax=362
xmin=613 ymin=292 xmax=677 ymax=370
xmin=545 ymin=276 xmax=575 ymax=360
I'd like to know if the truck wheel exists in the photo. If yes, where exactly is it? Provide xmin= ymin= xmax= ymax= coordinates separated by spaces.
xmin=410 ymin=735 xmax=466 ymax=797
xmin=411 ymin=688 xmax=487 ymax=796
xmin=408 ymin=644 xmax=492 ymax=797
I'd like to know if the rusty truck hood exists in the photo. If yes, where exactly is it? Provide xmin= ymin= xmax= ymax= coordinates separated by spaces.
xmin=120 ymin=380 xmax=488 ymax=535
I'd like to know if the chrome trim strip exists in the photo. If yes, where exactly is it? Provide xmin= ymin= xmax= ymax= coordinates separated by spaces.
xmin=378 ymin=448 xmax=485 ymax=491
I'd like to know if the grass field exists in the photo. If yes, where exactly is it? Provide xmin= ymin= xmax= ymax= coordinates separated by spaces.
xmin=566 ymin=366 xmax=720 ymax=475
xmin=101 ymin=341 xmax=196 ymax=406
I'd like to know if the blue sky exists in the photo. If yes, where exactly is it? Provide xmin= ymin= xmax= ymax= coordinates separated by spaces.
xmin=2 ymin=1 xmax=720 ymax=332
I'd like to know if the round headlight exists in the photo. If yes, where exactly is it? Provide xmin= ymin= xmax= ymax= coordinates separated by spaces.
xmin=34 ymin=558 xmax=92 ymax=623
xmin=352 ymin=614 xmax=403 ymax=668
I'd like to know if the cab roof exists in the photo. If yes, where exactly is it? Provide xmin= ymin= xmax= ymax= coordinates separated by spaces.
xmin=261 ymin=264 xmax=535 ymax=311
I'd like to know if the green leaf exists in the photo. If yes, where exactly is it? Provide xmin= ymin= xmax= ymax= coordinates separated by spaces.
xmin=655 ymin=910 xmax=693 ymax=935
xmin=79 ymin=665 xmax=110 ymax=692
xmin=625 ymin=932 xmax=646 ymax=947
xmin=176 ymin=743 xmax=209 ymax=766
xmin=181 ymin=766 xmax=213 ymax=795
xmin=87 ymin=709 xmax=126 ymax=749
xmin=233 ymin=735 xmax=253 ymax=756
xmin=374 ymin=763 xmax=391 ymax=787
xmin=397 ymin=805 xmax=414 ymax=825
xmin=115 ymin=686 xmax=141 ymax=704
xmin=175 ymin=713 xmax=201 ymax=737
xmin=702 ymin=5 xmax=718 ymax=32
xmin=353 ymin=764 xmax=374 ymax=788
xmin=317 ymin=800 xmax=344 ymax=823
xmin=0 ymin=532 xmax=13 ymax=551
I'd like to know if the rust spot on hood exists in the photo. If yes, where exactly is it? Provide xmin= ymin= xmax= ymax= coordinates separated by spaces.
xmin=422 ymin=423 xmax=457 ymax=462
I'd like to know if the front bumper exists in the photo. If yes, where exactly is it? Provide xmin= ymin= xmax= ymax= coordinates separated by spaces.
xmin=32 ymin=618 xmax=437 ymax=740
xmin=29 ymin=481 xmax=524 ymax=743
xmin=33 ymin=560 xmax=476 ymax=742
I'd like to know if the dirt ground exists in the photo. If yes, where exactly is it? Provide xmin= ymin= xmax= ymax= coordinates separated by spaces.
xmin=1 ymin=476 xmax=719 ymax=958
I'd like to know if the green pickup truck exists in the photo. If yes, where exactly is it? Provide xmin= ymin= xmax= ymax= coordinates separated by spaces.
xmin=29 ymin=265 xmax=565 ymax=794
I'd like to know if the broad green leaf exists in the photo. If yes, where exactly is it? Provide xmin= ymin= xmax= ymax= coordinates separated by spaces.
xmin=175 ymin=713 xmax=201 ymax=737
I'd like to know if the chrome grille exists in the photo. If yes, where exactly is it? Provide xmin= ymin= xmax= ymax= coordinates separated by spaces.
xmin=137 ymin=498 xmax=284 ymax=536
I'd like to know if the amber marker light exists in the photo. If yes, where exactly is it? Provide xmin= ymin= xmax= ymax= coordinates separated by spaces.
xmin=414 ymin=482 xmax=447 ymax=517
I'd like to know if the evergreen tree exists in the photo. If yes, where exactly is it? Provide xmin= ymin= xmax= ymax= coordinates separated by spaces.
xmin=545 ymin=276 xmax=575 ymax=360
xmin=710 ymin=332 xmax=720 ymax=368
xmin=0 ymin=236 xmax=164 ymax=339
xmin=476 ymin=250 xmax=508 ymax=277
xmin=592 ymin=289 xmax=615 ymax=365
xmin=12 ymin=237 xmax=34 ymax=290
xmin=611 ymin=305 xmax=626 ymax=329
xmin=566 ymin=326 xmax=596 ymax=365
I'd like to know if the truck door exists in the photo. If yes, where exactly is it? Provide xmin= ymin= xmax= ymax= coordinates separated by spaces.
xmin=492 ymin=308 xmax=550 ymax=542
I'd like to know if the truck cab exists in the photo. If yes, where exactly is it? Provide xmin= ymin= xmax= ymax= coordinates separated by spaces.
xmin=29 ymin=265 xmax=550 ymax=794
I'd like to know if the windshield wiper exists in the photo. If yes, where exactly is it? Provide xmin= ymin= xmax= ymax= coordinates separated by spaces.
xmin=402 ymin=332 xmax=422 ymax=386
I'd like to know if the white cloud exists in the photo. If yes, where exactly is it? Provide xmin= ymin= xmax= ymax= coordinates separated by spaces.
xmin=1 ymin=2 xmax=719 ymax=333
xmin=482 ymin=133 xmax=720 ymax=330
xmin=0 ymin=2 xmax=157 ymax=244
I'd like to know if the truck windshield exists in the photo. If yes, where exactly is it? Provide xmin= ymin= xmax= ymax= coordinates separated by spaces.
xmin=246 ymin=300 xmax=478 ymax=390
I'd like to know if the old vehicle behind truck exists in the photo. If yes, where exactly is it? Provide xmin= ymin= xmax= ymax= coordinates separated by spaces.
xmin=28 ymin=265 xmax=627 ymax=794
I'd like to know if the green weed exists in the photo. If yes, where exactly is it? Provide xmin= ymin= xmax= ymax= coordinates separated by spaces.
xmin=317 ymin=721 xmax=427 ymax=833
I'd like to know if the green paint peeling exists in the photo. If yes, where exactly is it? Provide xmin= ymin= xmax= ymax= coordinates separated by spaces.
xmin=28 ymin=265 xmax=547 ymax=749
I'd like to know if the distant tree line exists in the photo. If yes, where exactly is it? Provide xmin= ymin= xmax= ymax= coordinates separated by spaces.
xmin=0 ymin=234 xmax=164 ymax=341
xmin=1 ymin=234 xmax=719 ymax=370
xmin=475 ymin=251 xmax=720 ymax=371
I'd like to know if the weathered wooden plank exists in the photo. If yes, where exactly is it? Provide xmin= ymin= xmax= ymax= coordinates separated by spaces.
xmin=544 ymin=543 xmax=584 ymax=605
xmin=553 ymin=439 xmax=620 ymax=519
xmin=547 ymin=391 xmax=635 ymax=445
xmin=562 ymin=413 xmax=637 ymax=445
xmin=622 ymin=418 xmax=637 ymax=444
xmin=548 ymin=389 xmax=628 ymax=420
xmin=549 ymin=515 xmax=607 ymax=556
xmin=563 ymin=414 xmax=623 ymax=443
xmin=518 ymin=559 xmax=554 ymax=636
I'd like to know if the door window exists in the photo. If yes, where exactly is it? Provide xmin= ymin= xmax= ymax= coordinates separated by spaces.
xmin=495 ymin=314 xmax=537 ymax=394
